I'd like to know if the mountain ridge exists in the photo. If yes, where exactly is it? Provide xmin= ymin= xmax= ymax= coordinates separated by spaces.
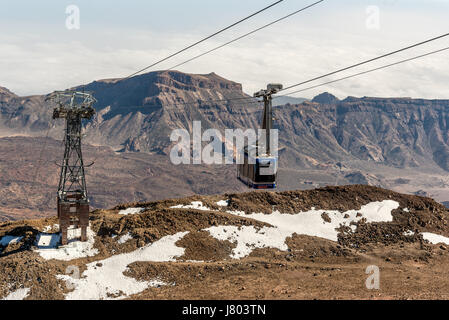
xmin=1 ymin=185 xmax=449 ymax=300
xmin=2 ymin=71 xmax=449 ymax=219
xmin=2 ymin=70 xmax=449 ymax=170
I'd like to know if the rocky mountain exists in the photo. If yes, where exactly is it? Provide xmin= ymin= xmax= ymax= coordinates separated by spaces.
xmin=2 ymin=71 xmax=449 ymax=219
xmin=2 ymin=71 xmax=449 ymax=171
xmin=1 ymin=185 xmax=449 ymax=300
xmin=81 ymin=71 xmax=264 ymax=153
xmin=273 ymin=95 xmax=449 ymax=171
xmin=0 ymin=87 xmax=48 ymax=137
xmin=0 ymin=87 xmax=16 ymax=101
xmin=0 ymin=136 xmax=248 ymax=220
xmin=272 ymin=95 xmax=308 ymax=107
xmin=0 ymin=71 xmax=260 ymax=153
xmin=311 ymin=92 xmax=339 ymax=104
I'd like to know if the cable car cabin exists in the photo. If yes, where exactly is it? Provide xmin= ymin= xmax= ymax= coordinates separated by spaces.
xmin=237 ymin=145 xmax=277 ymax=189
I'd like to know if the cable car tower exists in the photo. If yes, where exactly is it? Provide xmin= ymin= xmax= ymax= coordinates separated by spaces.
xmin=46 ymin=91 xmax=96 ymax=245
xmin=254 ymin=83 xmax=282 ymax=156
xmin=237 ymin=83 xmax=282 ymax=189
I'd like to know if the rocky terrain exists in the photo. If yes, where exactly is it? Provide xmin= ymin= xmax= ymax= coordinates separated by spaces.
xmin=2 ymin=70 xmax=449 ymax=169
xmin=1 ymin=185 xmax=449 ymax=300
xmin=0 ymin=136 xmax=247 ymax=220
xmin=2 ymin=70 xmax=449 ymax=220
xmin=2 ymin=134 xmax=449 ymax=221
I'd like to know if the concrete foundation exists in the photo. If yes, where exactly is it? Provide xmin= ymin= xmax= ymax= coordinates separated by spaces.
xmin=57 ymin=195 xmax=89 ymax=245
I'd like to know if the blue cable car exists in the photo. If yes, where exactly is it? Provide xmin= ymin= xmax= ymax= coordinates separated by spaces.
xmin=237 ymin=145 xmax=277 ymax=189
xmin=237 ymin=84 xmax=282 ymax=189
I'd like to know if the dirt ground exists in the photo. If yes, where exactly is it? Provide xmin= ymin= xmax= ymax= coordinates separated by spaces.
xmin=128 ymin=233 xmax=449 ymax=300
xmin=131 ymin=251 xmax=449 ymax=300
xmin=1 ymin=185 xmax=449 ymax=300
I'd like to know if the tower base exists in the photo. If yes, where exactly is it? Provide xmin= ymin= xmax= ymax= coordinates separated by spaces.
xmin=57 ymin=196 xmax=89 ymax=245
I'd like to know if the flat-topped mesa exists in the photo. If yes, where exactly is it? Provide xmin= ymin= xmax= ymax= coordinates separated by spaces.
xmin=83 ymin=70 xmax=246 ymax=113
xmin=152 ymin=71 xmax=243 ymax=91
xmin=95 ymin=71 xmax=242 ymax=91
xmin=342 ymin=96 xmax=449 ymax=104
xmin=76 ymin=70 xmax=253 ymax=153
xmin=3 ymin=74 xmax=449 ymax=172
xmin=143 ymin=71 xmax=245 ymax=108
xmin=312 ymin=92 xmax=340 ymax=105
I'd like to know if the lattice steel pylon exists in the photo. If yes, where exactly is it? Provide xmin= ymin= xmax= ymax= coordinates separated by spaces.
xmin=46 ymin=91 xmax=96 ymax=245
xmin=254 ymin=83 xmax=283 ymax=156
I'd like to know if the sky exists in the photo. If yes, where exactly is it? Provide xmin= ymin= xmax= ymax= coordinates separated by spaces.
xmin=1 ymin=0 xmax=449 ymax=99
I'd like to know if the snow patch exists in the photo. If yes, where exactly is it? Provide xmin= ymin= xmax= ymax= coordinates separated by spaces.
xmin=118 ymin=207 xmax=145 ymax=215
xmin=403 ymin=230 xmax=415 ymax=236
xmin=42 ymin=224 xmax=59 ymax=233
xmin=422 ymin=232 xmax=449 ymax=245
xmin=2 ymin=288 xmax=30 ymax=300
xmin=206 ymin=226 xmax=288 ymax=259
xmin=216 ymin=200 xmax=229 ymax=207
xmin=0 ymin=235 xmax=23 ymax=247
xmin=35 ymin=226 xmax=99 ymax=261
xmin=403 ymin=208 xmax=410 ymax=212
xmin=58 ymin=231 xmax=189 ymax=300
xmin=170 ymin=201 xmax=211 ymax=211
xmin=117 ymin=233 xmax=133 ymax=244
xmin=207 ymin=200 xmax=400 ymax=259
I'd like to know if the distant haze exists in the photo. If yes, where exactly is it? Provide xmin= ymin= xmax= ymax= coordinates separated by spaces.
xmin=273 ymin=96 xmax=308 ymax=107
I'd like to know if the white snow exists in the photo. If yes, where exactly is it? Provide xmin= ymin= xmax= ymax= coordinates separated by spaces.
xmin=403 ymin=230 xmax=415 ymax=236
xmin=2 ymin=288 xmax=30 ymax=300
xmin=422 ymin=232 xmax=449 ymax=245
xmin=170 ymin=201 xmax=211 ymax=211
xmin=34 ymin=226 xmax=99 ymax=261
xmin=42 ymin=224 xmax=59 ymax=233
xmin=206 ymin=200 xmax=400 ymax=259
xmin=58 ymin=231 xmax=189 ymax=300
xmin=216 ymin=200 xmax=229 ymax=207
xmin=118 ymin=207 xmax=145 ymax=215
xmin=117 ymin=233 xmax=133 ymax=244
xmin=403 ymin=208 xmax=410 ymax=212
xmin=0 ymin=235 xmax=23 ymax=246
xmin=206 ymin=226 xmax=289 ymax=259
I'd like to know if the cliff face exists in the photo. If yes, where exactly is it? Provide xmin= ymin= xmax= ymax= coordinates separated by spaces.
xmin=272 ymin=96 xmax=449 ymax=171
xmin=1 ymin=71 xmax=449 ymax=172
xmin=80 ymin=71 xmax=243 ymax=116
xmin=79 ymin=71 xmax=258 ymax=153
xmin=1 ymin=185 xmax=449 ymax=300
xmin=2 ymin=72 xmax=449 ymax=220
xmin=0 ymin=89 xmax=48 ymax=135
xmin=0 ymin=71 xmax=255 ymax=152
xmin=311 ymin=92 xmax=339 ymax=104
xmin=0 ymin=87 xmax=16 ymax=102
xmin=339 ymin=97 xmax=449 ymax=170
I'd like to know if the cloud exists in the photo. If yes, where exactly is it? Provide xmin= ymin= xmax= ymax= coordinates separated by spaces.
xmin=1 ymin=2 xmax=448 ymax=99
